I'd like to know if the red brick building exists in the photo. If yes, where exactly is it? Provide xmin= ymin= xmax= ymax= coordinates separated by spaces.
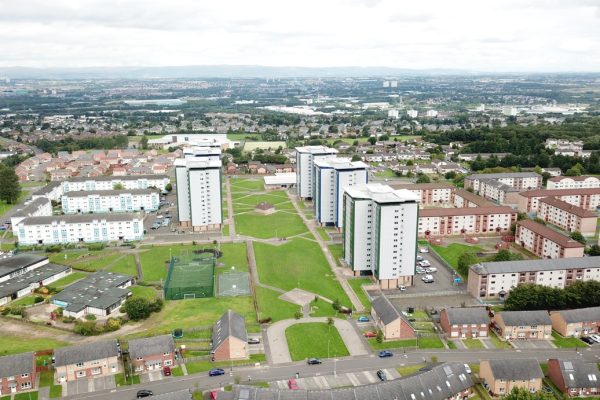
xmin=0 ymin=352 xmax=36 ymax=395
xmin=548 ymin=359 xmax=600 ymax=397
xmin=129 ymin=335 xmax=176 ymax=373
xmin=439 ymin=307 xmax=490 ymax=339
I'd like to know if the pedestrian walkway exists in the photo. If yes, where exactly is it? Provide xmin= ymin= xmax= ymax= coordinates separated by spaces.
xmin=224 ymin=178 xmax=236 ymax=239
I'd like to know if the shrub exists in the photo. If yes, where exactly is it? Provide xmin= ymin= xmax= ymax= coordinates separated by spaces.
xmin=376 ymin=330 xmax=384 ymax=343
xmin=294 ymin=311 xmax=302 ymax=319
xmin=258 ymin=317 xmax=272 ymax=324
xmin=74 ymin=320 xmax=100 ymax=336
xmin=62 ymin=316 xmax=75 ymax=323
xmin=0 ymin=307 xmax=10 ymax=316
xmin=9 ymin=306 xmax=25 ymax=317
xmin=103 ymin=318 xmax=122 ymax=332
xmin=87 ymin=243 xmax=106 ymax=251
xmin=34 ymin=296 xmax=44 ymax=304
xmin=44 ymin=245 xmax=63 ymax=253
xmin=85 ymin=314 xmax=97 ymax=321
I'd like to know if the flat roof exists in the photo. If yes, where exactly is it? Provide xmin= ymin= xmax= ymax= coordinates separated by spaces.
xmin=345 ymin=183 xmax=420 ymax=204
xmin=174 ymin=158 xmax=222 ymax=168
xmin=295 ymin=145 xmax=338 ymax=154
xmin=52 ymin=270 xmax=133 ymax=310
xmin=0 ymin=263 xmax=71 ymax=299
xmin=517 ymin=219 xmax=584 ymax=248
xmin=465 ymin=172 xmax=541 ymax=180
xmin=264 ymin=173 xmax=296 ymax=185
xmin=548 ymin=175 xmax=600 ymax=182
xmin=66 ymin=174 xmax=169 ymax=182
xmin=0 ymin=254 xmax=48 ymax=279
xmin=314 ymin=157 xmax=368 ymax=170
xmin=62 ymin=189 xmax=158 ymax=198
xmin=19 ymin=213 xmax=141 ymax=225
xmin=470 ymin=256 xmax=600 ymax=275
xmin=390 ymin=183 xmax=455 ymax=190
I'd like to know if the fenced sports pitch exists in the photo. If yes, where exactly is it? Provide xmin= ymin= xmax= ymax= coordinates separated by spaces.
xmin=163 ymin=249 xmax=216 ymax=300
xmin=217 ymin=271 xmax=250 ymax=297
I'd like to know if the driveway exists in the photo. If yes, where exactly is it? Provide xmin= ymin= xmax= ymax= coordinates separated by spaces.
xmin=511 ymin=340 xmax=556 ymax=349
xmin=62 ymin=375 xmax=116 ymax=396
xmin=140 ymin=370 xmax=164 ymax=384
xmin=266 ymin=317 xmax=369 ymax=364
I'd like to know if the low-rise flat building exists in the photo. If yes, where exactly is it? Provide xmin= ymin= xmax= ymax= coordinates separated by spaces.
xmin=63 ymin=175 xmax=170 ymax=192
xmin=479 ymin=358 xmax=544 ymax=396
xmin=0 ymin=352 xmax=36 ymax=395
xmin=548 ymin=359 xmax=600 ymax=397
xmin=492 ymin=310 xmax=552 ymax=340
xmin=467 ymin=257 xmax=600 ymax=300
xmin=263 ymin=173 xmax=296 ymax=190
xmin=0 ymin=262 xmax=71 ymax=306
xmin=439 ymin=307 xmax=490 ymax=338
xmin=54 ymin=340 xmax=120 ymax=383
xmin=390 ymin=183 xmax=455 ymax=205
xmin=538 ymin=197 xmax=597 ymax=236
xmin=371 ymin=296 xmax=415 ymax=340
xmin=30 ymin=181 xmax=64 ymax=202
xmin=211 ymin=310 xmax=249 ymax=362
xmin=452 ymin=189 xmax=495 ymax=208
xmin=51 ymin=271 xmax=133 ymax=318
xmin=464 ymin=172 xmax=542 ymax=192
xmin=10 ymin=198 xmax=52 ymax=227
xmin=419 ymin=206 xmax=516 ymax=237
xmin=478 ymin=179 xmax=521 ymax=205
xmin=129 ymin=335 xmax=176 ymax=373
xmin=515 ymin=219 xmax=585 ymax=259
xmin=518 ymin=188 xmax=600 ymax=212
xmin=15 ymin=213 xmax=144 ymax=245
xmin=61 ymin=189 xmax=160 ymax=214
xmin=550 ymin=307 xmax=600 ymax=338
xmin=547 ymin=176 xmax=600 ymax=190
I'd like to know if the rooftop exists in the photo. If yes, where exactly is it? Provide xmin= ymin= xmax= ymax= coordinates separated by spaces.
xmin=345 ymin=183 xmax=420 ymax=204
xmin=390 ymin=182 xmax=455 ymax=191
xmin=0 ymin=254 xmax=48 ymax=279
xmin=519 ymin=188 xmax=600 ymax=197
xmin=62 ymin=188 xmax=158 ymax=198
xmin=129 ymin=335 xmax=175 ymax=360
xmin=54 ymin=340 xmax=119 ymax=367
xmin=471 ymin=256 xmax=600 ymax=275
xmin=497 ymin=310 xmax=552 ymax=327
xmin=295 ymin=145 xmax=338 ymax=154
xmin=443 ymin=307 xmax=489 ymax=325
xmin=0 ymin=263 xmax=71 ymax=299
xmin=486 ymin=358 xmax=544 ymax=381
xmin=466 ymin=172 xmax=541 ymax=180
xmin=213 ymin=309 xmax=248 ymax=351
xmin=19 ymin=213 xmax=142 ymax=226
xmin=548 ymin=175 xmax=600 ymax=182
xmin=554 ymin=306 xmax=600 ymax=324
xmin=174 ymin=158 xmax=222 ymax=169
xmin=553 ymin=359 xmax=600 ymax=389
xmin=517 ymin=219 xmax=584 ymax=248
xmin=66 ymin=174 xmax=169 ymax=182
xmin=372 ymin=295 xmax=404 ymax=325
xmin=0 ymin=352 xmax=34 ymax=378
xmin=314 ymin=157 xmax=368 ymax=170
xmin=420 ymin=206 xmax=515 ymax=218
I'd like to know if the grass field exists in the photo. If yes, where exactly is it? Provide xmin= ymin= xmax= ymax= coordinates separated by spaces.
xmin=216 ymin=242 xmax=248 ymax=273
xmin=368 ymin=338 xmax=417 ymax=349
xmin=226 ymin=133 xmax=262 ymax=141
xmin=316 ymin=227 xmax=330 ymax=241
xmin=46 ymin=272 xmax=87 ymax=290
xmin=254 ymin=239 xmax=351 ymax=308
xmin=69 ymin=253 xmax=126 ymax=272
xmin=552 ymin=332 xmax=587 ymax=348
xmin=418 ymin=336 xmax=445 ymax=349
xmin=130 ymin=285 xmax=158 ymax=300
xmin=185 ymin=354 xmax=266 ymax=374
xmin=106 ymin=255 xmax=137 ymax=276
xmin=397 ymin=364 xmax=426 ymax=376
xmin=285 ymin=323 xmax=349 ymax=361
xmin=374 ymin=168 xmax=397 ymax=179
xmin=347 ymin=278 xmax=373 ymax=310
xmin=229 ymin=178 xmax=264 ymax=193
xmin=254 ymin=286 xmax=301 ymax=322
xmin=488 ymin=331 xmax=512 ymax=349
xmin=463 ymin=338 xmax=485 ymax=349
xmin=328 ymin=244 xmax=343 ymax=266
xmin=0 ymin=191 xmax=27 ymax=217
xmin=139 ymin=244 xmax=197 ymax=282
xmin=0 ymin=334 xmax=68 ymax=356
xmin=14 ymin=392 xmax=38 ymax=400
xmin=431 ymin=243 xmax=484 ymax=275
xmin=234 ymin=211 xmax=307 ymax=239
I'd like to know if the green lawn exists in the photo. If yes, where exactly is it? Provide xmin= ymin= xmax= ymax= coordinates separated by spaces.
xmin=447 ymin=340 xmax=457 ymax=349
xmin=0 ymin=334 xmax=68 ymax=356
xmin=115 ymin=373 xmax=141 ymax=386
xmin=431 ymin=243 xmax=484 ymax=276
xmin=285 ymin=323 xmax=349 ymax=361
xmin=232 ymin=192 xmax=293 ymax=210
xmin=70 ymin=253 xmax=125 ymax=272
xmin=48 ymin=250 xmax=92 ymax=265
xmin=254 ymin=239 xmax=351 ymax=308
xmin=222 ymin=224 xmax=230 ymax=237
xmin=234 ymin=211 xmax=307 ymax=239
xmin=316 ymin=227 xmax=330 ymax=241
xmin=14 ymin=392 xmax=38 ymax=400
xmin=488 ymin=331 xmax=512 ymax=349
xmin=229 ymin=178 xmax=264 ymax=192
xmin=368 ymin=338 xmax=417 ymax=350
xmin=130 ymin=285 xmax=158 ymax=300
xmin=463 ymin=338 xmax=485 ymax=349
xmin=347 ymin=278 xmax=372 ymax=310
xmin=49 ymin=385 xmax=62 ymax=398
xmin=139 ymin=244 xmax=195 ymax=282
xmin=185 ymin=354 xmax=266 ymax=374
xmin=217 ymin=242 xmax=248 ymax=273
xmin=328 ymin=244 xmax=343 ymax=266
xmin=254 ymin=286 xmax=301 ymax=322
xmin=106 ymin=255 xmax=137 ymax=276
xmin=0 ymin=191 xmax=27 ymax=217
xmin=418 ymin=336 xmax=445 ymax=349
xmin=552 ymin=332 xmax=587 ymax=348
xmin=39 ymin=371 xmax=54 ymax=387
xmin=374 ymin=168 xmax=397 ymax=179
xmin=46 ymin=271 xmax=87 ymax=290
xmin=10 ymin=295 xmax=38 ymax=307
xmin=413 ymin=322 xmax=436 ymax=332
xmin=397 ymin=364 xmax=426 ymax=376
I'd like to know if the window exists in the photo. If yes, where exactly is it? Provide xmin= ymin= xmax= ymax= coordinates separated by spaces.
xmin=76 ymin=362 xmax=84 ymax=367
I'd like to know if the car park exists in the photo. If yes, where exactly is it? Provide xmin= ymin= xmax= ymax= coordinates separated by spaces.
xmin=288 ymin=379 xmax=299 ymax=390
xmin=209 ymin=368 xmax=225 ymax=377
xmin=156 ymin=215 xmax=164 ymax=219
xmin=307 ymin=358 xmax=322 ymax=365
xmin=416 ymin=255 xmax=424 ymax=261
xmin=398 ymin=285 xmax=406 ymax=291
xmin=378 ymin=350 xmax=393 ymax=358
xmin=363 ymin=331 xmax=377 ymax=338
xmin=590 ymin=334 xmax=600 ymax=343
xmin=377 ymin=370 xmax=387 ymax=381
xmin=421 ymin=274 xmax=434 ymax=283
xmin=416 ymin=267 xmax=426 ymax=274
xmin=357 ymin=316 xmax=369 ymax=322
xmin=420 ymin=260 xmax=431 ymax=267
xmin=425 ymin=267 xmax=437 ymax=273
xmin=136 ymin=390 xmax=154 ymax=398
xmin=581 ymin=337 xmax=595 ymax=345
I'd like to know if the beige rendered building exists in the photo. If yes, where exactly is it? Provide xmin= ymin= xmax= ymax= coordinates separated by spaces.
xmin=538 ymin=197 xmax=597 ymax=236
xmin=480 ymin=359 xmax=544 ymax=396
xmin=492 ymin=310 xmax=552 ymax=341
xmin=54 ymin=340 xmax=120 ymax=383
xmin=515 ymin=219 xmax=585 ymax=259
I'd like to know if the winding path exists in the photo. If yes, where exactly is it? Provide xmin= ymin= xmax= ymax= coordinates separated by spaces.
xmin=266 ymin=317 xmax=369 ymax=364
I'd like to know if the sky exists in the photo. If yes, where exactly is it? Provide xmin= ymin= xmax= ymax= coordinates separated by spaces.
xmin=0 ymin=0 xmax=599 ymax=72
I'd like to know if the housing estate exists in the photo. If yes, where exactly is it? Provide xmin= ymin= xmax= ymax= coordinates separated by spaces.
xmin=479 ymin=358 xmax=544 ymax=396
xmin=515 ymin=219 xmax=585 ymax=259
xmin=212 ymin=310 xmax=249 ymax=362
xmin=550 ymin=307 xmax=600 ymax=338
xmin=0 ymin=352 xmax=36 ymax=395
xmin=295 ymin=145 xmax=338 ymax=199
xmin=129 ymin=335 xmax=176 ymax=373
xmin=61 ymin=189 xmax=160 ymax=214
xmin=546 ymin=176 xmax=600 ymax=190
xmin=371 ymin=296 xmax=415 ymax=340
xmin=517 ymin=188 xmax=600 ymax=212
xmin=54 ymin=340 xmax=120 ymax=383
xmin=537 ymin=197 xmax=597 ymax=236
xmin=439 ymin=307 xmax=490 ymax=338
xmin=547 ymin=359 xmax=600 ymax=397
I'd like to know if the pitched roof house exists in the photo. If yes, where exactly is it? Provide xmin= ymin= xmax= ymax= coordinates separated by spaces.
xmin=371 ymin=296 xmax=415 ymax=340
xmin=212 ymin=310 xmax=249 ymax=362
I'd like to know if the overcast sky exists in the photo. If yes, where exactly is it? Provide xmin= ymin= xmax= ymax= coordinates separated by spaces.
xmin=1 ymin=0 xmax=599 ymax=72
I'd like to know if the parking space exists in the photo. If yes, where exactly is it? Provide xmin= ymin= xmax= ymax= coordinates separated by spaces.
xmin=63 ymin=375 xmax=116 ymax=396
xmin=140 ymin=370 xmax=164 ymax=384
xmin=510 ymin=340 xmax=555 ymax=349
xmin=272 ymin=369 xmax=400 ymax=390
xmin=411 ymin=250 xmax=465 ymax=293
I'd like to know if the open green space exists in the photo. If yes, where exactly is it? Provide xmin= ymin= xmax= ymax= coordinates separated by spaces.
xmin=347 ymin=278 xmax=373 ymax=310
xmin=328 ymin=244 xmax=343 ymax=266
xmin=413 ymin=322 xmax=436 ymax=332
xmin=229 ymin=178 xmax=264 ymax=193
xmin=0 ymin=191 xmax=27 ymax=217
xmin=285 ymin=323 xmax=349 ymax=361
xmin=374 ymin=168 xmax=397 ymax=179
xmin=106 ymin=255 xmax=137 ymax=276
xmin=254 ymin=286 xmax=300 ymax=322
xmin=46 ymin=271 xmax=87 ymax=290
xmin=232 ymin=192 xmax=292 ymax=210
xmin=431 ymin=243 xmax=484 ymax=275
xmin=139 ymin=244 xmax=195 ymax=282
xmin=316 ymin=227 xmax=330 ymax=241
xmin=552 ymin=332 xmax=587 ymax=348
xmin=368 ymin=338 xmax=417 ymax=349
xmin=49 ymin=384 xmax=62 ymax=398
xmin=226 ymin=133 xmax=262 ymax=141
xmin=234 ymin=211 xmax=307 ymax=239
xmin=130 ymin=285 xmax=158 ymax=300
xmin=417 ymin=336 xmax=445 ymax=349
xmin=0 ymin=334 xmax=68 ymax=356
xmin=254 ymin=239 xmax=351 ymax=308
xmin=115 ymin=373 xmax=141 ymax=386
xmin=10 ymin=295 xmax=39 ymax=307
xmin=463 ymin=338 xmax=485 ymax=349
xmin=185 ymin=354 xmax=266 ymax=374
xmin=70 ymin=253 xmax=126 ymax=272
xmin=397 ymin=364 xmax=426 ymax=376
xmin=216 ymin=242 xmax=248 ymax=273
xmin=222 ymin=224 xmax=229 ymax=237
xmin=48 ymin=250 xmax=94 ymax=265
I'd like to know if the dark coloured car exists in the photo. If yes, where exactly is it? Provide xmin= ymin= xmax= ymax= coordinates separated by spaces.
xmin=209 ymin=368 xmax=226 ymax=377
xmin=378 ymin=350 xmax=393 ymax=358
xmin=377 ymin=370 xmax=387 ymax=381
xmin=581 ymin=336 xmax=595 ymax=345
xmin=172 ymin=329 xmax=183 ymax=339
xmin=307 ymin=358 xmax=322 ymax=365
xmin=136 ymin=390 xmax=153 ymax=398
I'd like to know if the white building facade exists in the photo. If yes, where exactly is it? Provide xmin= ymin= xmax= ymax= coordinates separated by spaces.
xmin=295 ymin=146 xmax=338 ymax=199
xmin=61 ymin=189 xmax=159 ymax=214
xmin=342 ymin=184 xmax=420 ymax=289
xmin=546 ymin=176 xmax=600 ymax=190
xmin=63 ymin=175 xmax=170 ymax=193
xmin=314 ymin=158 xmax=368 ymax=228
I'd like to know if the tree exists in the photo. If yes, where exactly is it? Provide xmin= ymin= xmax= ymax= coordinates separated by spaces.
xmin=113 ymin=183 xmax=124 ymax=190
xmin=140 ymin=136 xmax=149 ymax=150
xmin=121 ymin=297 xmax=162 ymax=321
xmin=570 ymin=231 xmax=586 ymax=244
xmin=367 ymin=137 xmax=377 ymax=145
xmin=165 ymin=183 xmax=173 ymax=192
xmin=444 ymin=171 xmax=456 ymax=180
xmin=565 ymin=163 xmax=584 ymax=176
xmin=457 ymin=253 xmax=478 ymax=277
xmin=376 ymin=329 xmax=384 ymax=343
xmin=416 ymin=174 xmax=431 ymax=184
xmin=489 ymin=249 xmax=523 ymax=262
xmin=351 ymin=155 xmax=362 ymax=162
xmin=0 ymin=165 xmax=21 ymax=204
xmin=586 ymin=244 xmax=600 ymax=256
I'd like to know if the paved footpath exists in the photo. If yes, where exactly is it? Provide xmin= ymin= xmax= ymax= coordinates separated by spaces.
xmin=225 ymin=177 xmax=236 ymax=239
xmin=267 ymin=317 xmax=369 ymax=364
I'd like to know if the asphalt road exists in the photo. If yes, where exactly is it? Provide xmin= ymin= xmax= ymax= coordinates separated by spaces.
xmin=65 ymin=347 xmax=600 ymax=400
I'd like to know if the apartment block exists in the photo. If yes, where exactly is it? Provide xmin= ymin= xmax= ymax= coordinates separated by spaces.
xmin=538 ymin=197 xmax=597 ymax=236
xmin=467 ymin=257 xmax=600 ymax=300
xmin=492 ymin=310 xmax=552 ymax=340
xmin=518 ymin=188 xmax=600 ymax=212
xmin=452 ymin=189 xmax=495 ymax=208
xmin=61 ymin=189 xmax=159 ymax=214
xmin=390 ymin=183 xmax=455 ymax=205
xmin=464 ymin=172 xmax=542 ymax=192
xmin=295 ymin=146 xmax=338 ymax=199
xmin=63 ymin=175 xmax=170 ymax=192
xmin=515 ymin=219 xmax=585 ymax=259
xmin=547 ymin=176 xmax=600 ymax=190
xmin=478 ymin=179 xmax=521 ymax=204
xmin=15 ymin=213 xmax=144 ymax=245
xmin=314 ymin=158 xmax=367 ymax=228
xmin=342 ymin=183 xmax=420 ymax=289
xmin=175 ymin=157 xmax=222 ymax=231
xmin=418 ymin=206 xmax=516 ymax=237
xmin=10 ymin=198 xmax=52 ymax=227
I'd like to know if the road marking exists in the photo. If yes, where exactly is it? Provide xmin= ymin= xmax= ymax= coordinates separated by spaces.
xmin=346 ymin=372 xmax=361 ymax=386
xmin=363 ymin=371 xmax=377 ymax=383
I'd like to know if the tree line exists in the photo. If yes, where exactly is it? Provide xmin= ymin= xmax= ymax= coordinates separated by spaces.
xmin=504 ymin=281 xmax=600 ymax=311
xmin=36 ymin=135 xmax=129 ymax=154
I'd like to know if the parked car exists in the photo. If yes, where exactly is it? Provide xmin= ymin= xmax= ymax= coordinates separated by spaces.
xmin=420 ymin=260 xmax=431 ymax=267
xmin=136 ymin=390 xmax=154 ymax=398
xmin=416 ymin=255 xmax=424 ymax=261
xmin=172 ymin=329 xmax=183 ymax=339
xmin=416 ymin=267 xmax=426 ymax=274
xmin=421 ymin=275 xmax=434 ymax=283
xmin=398 ymin=285 xmax=406 ymax=292
xmin=419 ymin=247 xmax=429 ymax=253
xmin=581 ymin=336 xmax=595 ymax=345
xmin=163 ymin=366 xmax=172 ymax=376
xmin=248 ymin=338 xmax=261 ymax=344
xmin=209 ymin=368 xmax=226 ymax=377
xmin=377 ymin=370 xmax=387 ymax=381
xmin=464 ymin=364 xmax=472 ymax=374
xmin=357 ymin=316 xmax=369 ymax=322
xmin=378 ymin=350 xmax=393 ymax=358
xmin=307 ymin=358 xmax=322 ymax=365
xmin=156 ymin=215 xmax=164 ymax=219
xmin=425 ymin=267 xmax=438 ymax=273
xmin=288 ymin=379 xmax=299 ymax=390
xmin=590 ymin=334 xmax=600 ymax=343
xmin=363 ymin=331 xmax=377 ymax=338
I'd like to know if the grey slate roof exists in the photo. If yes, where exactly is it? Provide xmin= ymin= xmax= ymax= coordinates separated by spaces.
xmin=12 ymin=197 xmax=51 ymax=218
xmin=0 ymin=254 xmax=48 ymax=279
xmin=67 ymin=174 xmax=169 ymax=182
xmin=54 ymin=340 xmax=119 ymax=366
xmin=52 ymin=271 xmax=132 ymax=311
xmin=497 ymin=310 xmax=552 ymax=327
xmin=228 ymin=362 xmax=473 ymax=400
xmin=371 ymin=296 xmax=402 ymax=325
xmin=0 ymin=352 xmax=34 ymax=378
xmin=466 ymin=172 xmax=541 ymax=180
xmin=486 ymin=358 xmax=544 ymax=381
xmin=556 ymin=307 xmax=600 ymax=324
xmin=19 ymin=213 xmax=141 ymax=225
xmin=470 ymin=256 xmax=600 ymax=275
xmin=62 ymin=188 xmax=158 ymax=198
xmin=151 ymin=389 xmax=192 ymax=400
xmin=213 ymin=310 xmax=247 ymax=351
xmin=0 ymin=263 xmax=71 ymax=299
xmin=444 ymin=307 xmax=489 ymax=325
xmin=129 ymin=335 xmax=175 ymax=360
xmin=555 ymin=359 xmax=600 ymax=389
xmin=32 ymin=181 xmax=61 ymax=196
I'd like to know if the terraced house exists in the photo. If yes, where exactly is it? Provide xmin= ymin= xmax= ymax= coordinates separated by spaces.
xmin=439 ymin=307 xmax=490 ymax=338
xmin=0 ymin=352 xmax=36 ymax=395
xmin=548 ymin=359 xmax=600 ymax=397
xmin=480 ymin=359 xmax=544 ymax=396
xmin=492 ymin=310 xmax=552 ymax=341
xmin=550 ymin=307 xmax=600 ymax=338
xmin=54 ymin=340 xmax=120 ymax=383
xmin=129 ymin=335 xmax=176 ymax=372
